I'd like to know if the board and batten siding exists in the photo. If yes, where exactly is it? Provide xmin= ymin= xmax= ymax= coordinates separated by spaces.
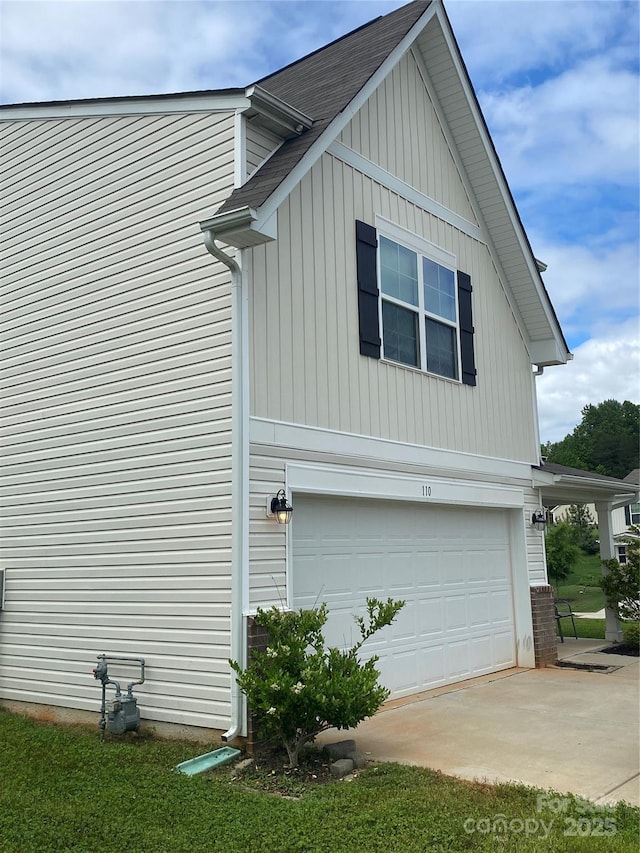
xmin=0 ymin=111 xmax=236 ymax=729
xmin=339 ymin=50 xmax=478 ymax=225
xmin=249 ymin=151 xmax=538 ymax=464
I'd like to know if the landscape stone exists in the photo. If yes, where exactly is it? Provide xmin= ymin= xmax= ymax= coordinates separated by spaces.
xmin=330 ymin=758 xmax=354 ymax=778
xmin=323 ymin=739 xmax=357 ymax=760
xmin=347 ymin=750 xmax=367 ymax=769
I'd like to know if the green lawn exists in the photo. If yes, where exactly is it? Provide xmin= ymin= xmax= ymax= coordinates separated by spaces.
xmin=1 ymin=709 xmax=638 ymax=852
xmin=553 ymin=552 xmax=605 ymax=614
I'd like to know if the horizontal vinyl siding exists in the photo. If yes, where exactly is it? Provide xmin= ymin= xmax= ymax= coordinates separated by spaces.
xmin=248 ymin=453 xmax=288 ymax=609
xmin=245 ymin=122 xmax=281 ymax=178
xmin=250 ymin=152 xmax=537 ymax=464
xmin=339 ymin=51 xmax=477 ymax=224
xmin=0 ymin=111 xmax=236 ymax=729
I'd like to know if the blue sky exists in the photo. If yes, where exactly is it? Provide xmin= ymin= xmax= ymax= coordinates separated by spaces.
xmin=1 ymin=0 xmax=638 ymax=443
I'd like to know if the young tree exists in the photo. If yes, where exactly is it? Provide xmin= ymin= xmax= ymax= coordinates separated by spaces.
xmin=545 ymin=522 xmax=581 ymax=587
xmin=231 ymin=597 xmax=404 ymax=767
xmin=565 ymin=504 xmax=599 ymax=555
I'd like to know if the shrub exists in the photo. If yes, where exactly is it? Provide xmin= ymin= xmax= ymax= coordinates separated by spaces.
xmin=622 ymin=621 xmax=640 ymax=649
xmin=230 ymin=597 xmax=404 ymax=767
xmin=600 ymin=526 xmax=639 ymax=622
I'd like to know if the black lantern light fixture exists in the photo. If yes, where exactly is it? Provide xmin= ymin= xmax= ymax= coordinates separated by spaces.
xmin=531 ymin=509 xmax=547 ymax=531
xmin=269 ymin=489 xmax=293 ymax=525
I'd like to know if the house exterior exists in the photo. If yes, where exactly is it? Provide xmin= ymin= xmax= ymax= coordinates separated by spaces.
xmin=1 ymin=0 xmax=637 ymax=740
xmin=551 ymin=469 xmax=640 ymax=563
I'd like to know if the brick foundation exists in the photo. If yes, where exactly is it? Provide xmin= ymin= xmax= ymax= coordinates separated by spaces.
xmin=244 ymin=616 xmax=271 ymax=755
xmin=530 ymin=585 xmax=558 ymax=667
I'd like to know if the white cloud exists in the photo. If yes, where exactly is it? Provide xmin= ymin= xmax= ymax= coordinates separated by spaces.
xmin=536 ymin=317 xmax=640 ymax=443
xmin=0 ymin=1 xmax=402 ymax=103
xmin=532 ymin=235 xmax=639 ymax=342
xmin=447 ymin=0 xmax=635 ymax=83
xmin=479 ymin=56 xmax=639 ymax=190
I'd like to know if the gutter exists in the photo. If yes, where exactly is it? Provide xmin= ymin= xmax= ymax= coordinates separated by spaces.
xmin=201 ymin=229 xmax=247 ymax=743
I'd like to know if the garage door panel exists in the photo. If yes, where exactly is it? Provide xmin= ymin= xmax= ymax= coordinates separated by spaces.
xmin=292 ymin=495 xmax=516 ymax=696
xmin=418 ymin=598 xmax=444 ymax=635
xmin=468 ymin=592 xmax=490 ymax=626
xmin=445 ymin=640 xmax=471 ymax=679
xmin=489 ymin=590 xmax=513 ymax=622
xmin=444 ymin=595 xmax=468 ymax=630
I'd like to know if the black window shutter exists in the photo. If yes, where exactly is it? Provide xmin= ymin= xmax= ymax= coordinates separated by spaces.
xmin=457 ymin=271 xmax=476 ymax=386
xmin=625 ymin=505 xmax=631 ymax=526
xmin=356 ymin=220 xmax=380 ymax=359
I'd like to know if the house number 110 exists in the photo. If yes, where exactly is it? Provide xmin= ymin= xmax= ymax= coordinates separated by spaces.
xmin=422 ymin=485 xmax=432 ymax=497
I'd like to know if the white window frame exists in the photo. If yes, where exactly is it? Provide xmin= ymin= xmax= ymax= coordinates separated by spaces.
xmin=375 ymin=217 xmax=461 ymax=381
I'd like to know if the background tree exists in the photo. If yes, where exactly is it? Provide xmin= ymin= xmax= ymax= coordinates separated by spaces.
xmin=542 ymin=399 xmax=639 ymax=480
xmin=565 ymin=503 xmax=599 ymax=555
xmin=545 ymin=521 xmax=581 ymax=588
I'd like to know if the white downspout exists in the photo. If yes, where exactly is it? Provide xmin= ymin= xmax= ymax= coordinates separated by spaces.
xmin=202 ymin=230 xmax=246 ymax=742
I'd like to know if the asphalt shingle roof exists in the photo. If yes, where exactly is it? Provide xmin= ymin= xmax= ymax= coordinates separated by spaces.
xmin=216 ymin=0 xmax=432 ymax=215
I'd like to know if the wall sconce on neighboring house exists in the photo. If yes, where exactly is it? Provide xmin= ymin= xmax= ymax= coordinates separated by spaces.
xmin=267 ymin=489 xmax=293 ymax=524
xmin=531 ymin=509 xmax=547 ymax=531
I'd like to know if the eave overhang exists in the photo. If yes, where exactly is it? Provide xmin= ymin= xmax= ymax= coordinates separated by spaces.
xmin=199 ymin=206 xmax=276 ymax=248
xmin=244 ymin=85 xmax=313 ymax=139
xmin=533 ymin=466 xmax=640 ymax=509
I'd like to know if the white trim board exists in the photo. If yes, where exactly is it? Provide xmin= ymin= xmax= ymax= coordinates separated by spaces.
xmin=0 ymin=95 xmax=250 ymax=121
xmin=250 ymin=417 xmax=534 ymax=483
xmin=286 ymin=462 xmax=525 ymax=509
xmin=252 ymin=3 xmax=438 ymax=231
xmin=329 ymin=141 xmax=482 ymax=242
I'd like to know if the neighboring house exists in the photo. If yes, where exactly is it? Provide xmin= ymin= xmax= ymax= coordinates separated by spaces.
xmin=551 ymin=469 xmax=640 ymax=563
xmin=1 ymin=0 xmax=638 ymax=740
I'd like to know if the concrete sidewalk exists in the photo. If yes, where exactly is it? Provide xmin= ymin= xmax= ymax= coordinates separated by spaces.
xmin=317 ymin=640 xmax=639 ymax=806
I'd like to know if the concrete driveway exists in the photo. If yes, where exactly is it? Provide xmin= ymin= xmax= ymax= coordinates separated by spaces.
xmin=318 ymin=639 xmax=639 ymax=806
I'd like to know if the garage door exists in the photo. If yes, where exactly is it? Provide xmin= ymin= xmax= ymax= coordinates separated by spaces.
xmin=292 ymin=495 xmax=516 ymax=697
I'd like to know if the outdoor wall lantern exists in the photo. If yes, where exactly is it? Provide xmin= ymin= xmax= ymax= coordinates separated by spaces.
xmin=531 ymin=509 xmax=547 ymax=531
xmin=268 ymin=489 xmax=293 ymax=524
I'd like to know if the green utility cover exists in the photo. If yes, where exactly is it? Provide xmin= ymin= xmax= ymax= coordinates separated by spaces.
xmin=175 ymin=747 xmax=241 ymax=776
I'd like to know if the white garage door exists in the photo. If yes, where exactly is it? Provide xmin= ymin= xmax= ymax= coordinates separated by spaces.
xmin=292 ymin=495 xmax=516 ymax=697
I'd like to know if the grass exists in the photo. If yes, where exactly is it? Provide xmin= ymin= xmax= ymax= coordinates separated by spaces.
xmin=553 ymin=552 xmax=606 ymax=614
xmin=1 ymin=709 xmax=638 ymax=852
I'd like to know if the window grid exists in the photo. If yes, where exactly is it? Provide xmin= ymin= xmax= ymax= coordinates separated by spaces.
xmin=378 ymin=235 xmax=460 ymax=380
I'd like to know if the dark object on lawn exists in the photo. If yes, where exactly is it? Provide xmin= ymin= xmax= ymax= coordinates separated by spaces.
xmin=599 ymin=644 xmax=640 ymax=657
xmin=554 ymin=599 xmax=578 ymax=642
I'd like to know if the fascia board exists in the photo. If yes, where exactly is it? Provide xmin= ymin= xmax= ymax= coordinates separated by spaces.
xmin=529 ymin=338 xmax=572 ymax=367
xmin=199 ymin=206 xmax=277 ymax=247
xmin=253 ymin=2 xmax=438 ymax=225
xmin=433 ymin=4 xmax=568 ymax=361
xmin=0 ymin=94 xmax=251 ymax=120
xmin=245 ymin=85 xmax=313 ymax=136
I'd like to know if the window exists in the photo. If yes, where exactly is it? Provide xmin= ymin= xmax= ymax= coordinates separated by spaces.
xmin=617 ymin=545 xmax=627 ymax=565
xmin=631 ymin=503 xmax=640 ymax=525
xmin=379 ymin=234 xmax=459 ymax=379
xmin=355 ymin=219 xmax=476 ymax=386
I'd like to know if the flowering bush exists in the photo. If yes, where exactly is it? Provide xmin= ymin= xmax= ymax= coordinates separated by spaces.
xmin=230 ymin=597 xmax=404 ymax=767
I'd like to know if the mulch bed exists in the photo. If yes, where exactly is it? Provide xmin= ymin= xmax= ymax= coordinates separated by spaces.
xmin=599 ymin=643 xmax=639 ymax=657
xmin=229 ymin=746 xmax=338 ymax=796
